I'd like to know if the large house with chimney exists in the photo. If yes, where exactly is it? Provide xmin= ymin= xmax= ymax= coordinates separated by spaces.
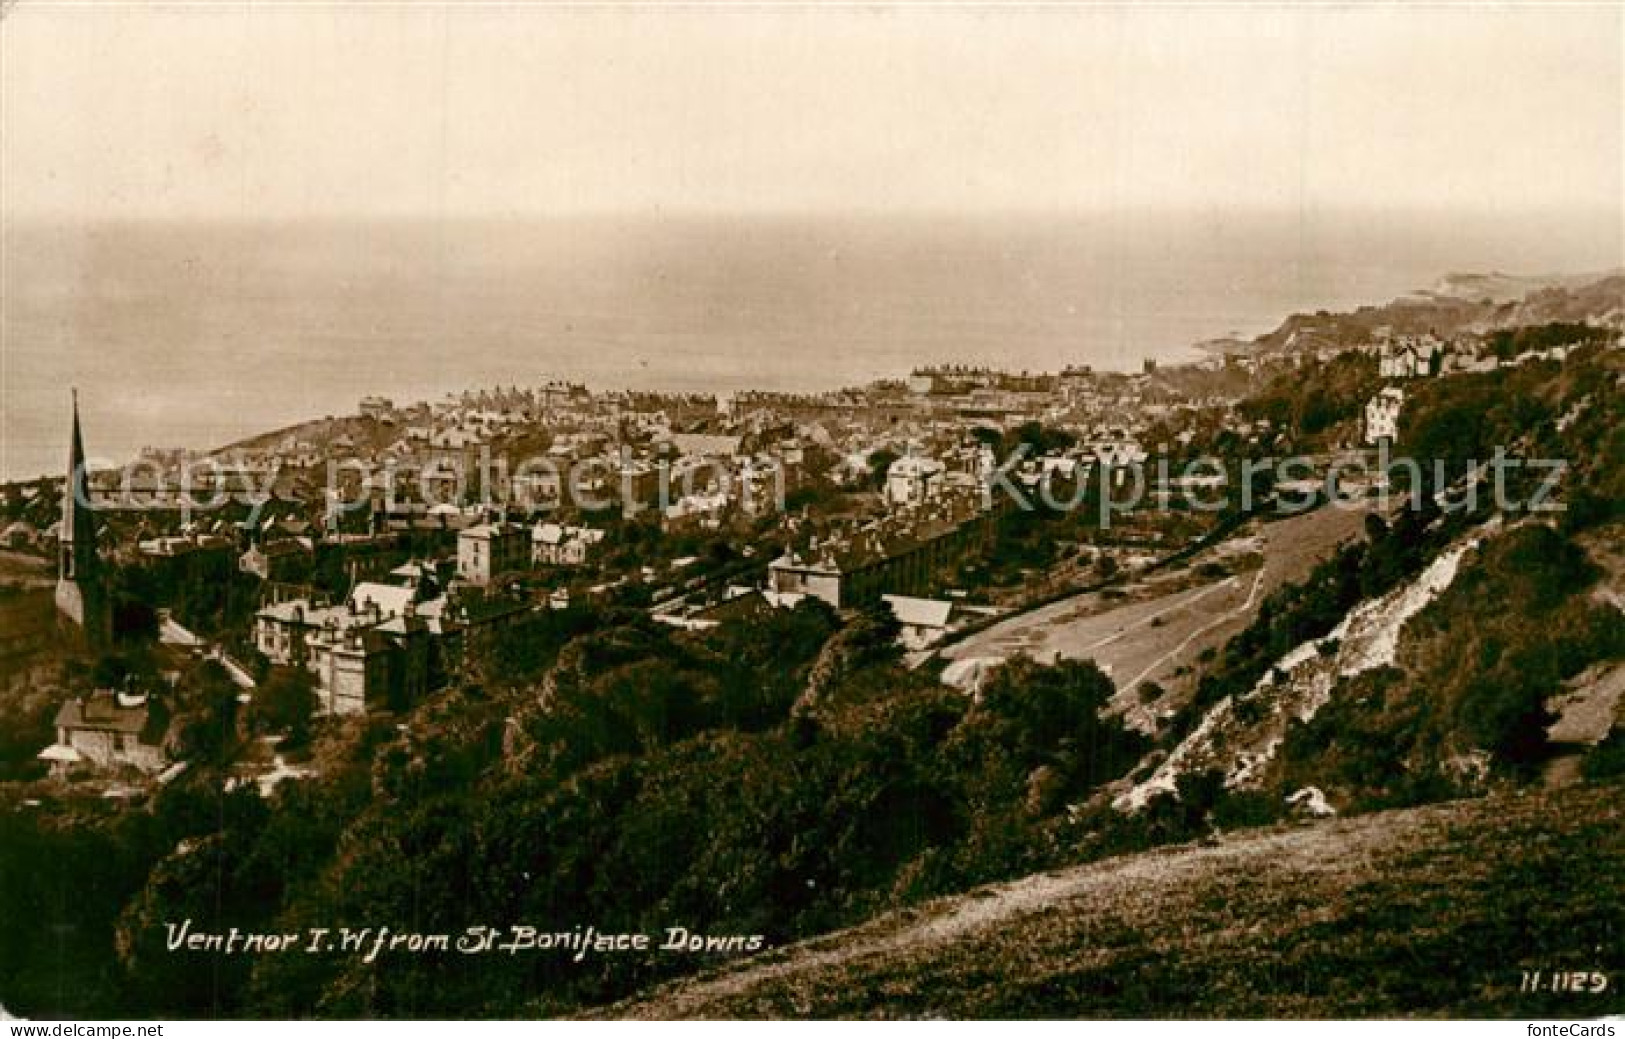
xmin=254 ymin=567 xmax=529 ymax=715
xmin=531 ymin=522 xmax=605 ymax=567
xmin=39 ymin=689 xmax=169 ymax=777
xmin=1378 ymin=334 xmax=1445 ymax=379
xmin=457 ymin=521 xmax=531 ymax=585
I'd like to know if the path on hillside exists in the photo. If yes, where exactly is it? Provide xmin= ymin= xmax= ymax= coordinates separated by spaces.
xmin=942 ymin=503 xmax=1374 ymax=696
xmin=1117 ymin=566 xmax=1266 ymax=693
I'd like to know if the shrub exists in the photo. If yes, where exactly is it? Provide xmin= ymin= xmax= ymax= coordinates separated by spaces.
xmin=1582 ymin=727 xmax=1625 ymax=781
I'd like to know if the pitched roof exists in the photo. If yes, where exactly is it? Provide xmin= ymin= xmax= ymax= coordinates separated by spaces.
xmin=670 ymin=433 xmax=744 ymax=458
xmin=351 ymin=582 xmax=415 ymax=619
xmin=533 ymin=523 xmax=603 ymax=546
xmin=253 ymin=539 xmax=309 ymax=558
xmin=882 ymin=594 xmax=954 ymax=630
xmin=534 ymin=521 xmax=565 ymax=545
xmin=460 ymin=521 xmax=523 ymax=540
xmin=54 ymin=692 xmax=150 ymax=735
xmin=158 ymin=614 xmax=205 ymax=648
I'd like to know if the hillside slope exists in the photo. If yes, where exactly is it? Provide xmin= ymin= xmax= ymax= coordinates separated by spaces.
xmin=600 ymin=780 xmax=1624 ymax=1019
xmin=1220 ymin=272 xmax=1624 ymax=360
xmin=1114 ymin=528 xmax=1482 ymax=811
xmin=1424 ymin=269 xmax=1624 ymax=305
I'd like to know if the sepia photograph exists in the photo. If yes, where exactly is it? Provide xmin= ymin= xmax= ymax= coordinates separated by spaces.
xmin=0 ymin=0 xmax=1621 ymax=1026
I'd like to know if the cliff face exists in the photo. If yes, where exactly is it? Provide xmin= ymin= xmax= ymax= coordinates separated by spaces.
xmin=1225 ymin=271 xmax=1624 ymax=361
xmin=1113 ymin=533 xmax=1483 ymax=813
xmin=1426 ymin=269 xmax=1624 ymax=305
xmin=1503 ymin=274 xmax=1625 ymax=328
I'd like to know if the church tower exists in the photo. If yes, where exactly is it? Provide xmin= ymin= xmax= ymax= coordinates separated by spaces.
xmin=56 ymin=390 xmax=106 ymax=644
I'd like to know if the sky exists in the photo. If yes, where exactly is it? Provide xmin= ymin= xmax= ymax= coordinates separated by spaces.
xmin=2 ymin=3 xmax=1621 ymax=222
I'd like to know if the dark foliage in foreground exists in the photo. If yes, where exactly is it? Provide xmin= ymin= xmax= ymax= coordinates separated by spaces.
xmin=2 ymin=601 xmax=1148 ymax=1018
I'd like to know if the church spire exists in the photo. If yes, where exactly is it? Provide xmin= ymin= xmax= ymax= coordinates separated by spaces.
xmin=60 ymin=388 xmax=94 ymax=578
xmin=56 ymin=389 xmax=103 ymax=641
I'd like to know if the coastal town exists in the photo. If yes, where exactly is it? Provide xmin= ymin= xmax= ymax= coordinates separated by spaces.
xmin=0 ymin=310 xmax=1610 ymax=790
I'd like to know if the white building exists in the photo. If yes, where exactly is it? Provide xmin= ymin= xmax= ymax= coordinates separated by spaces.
xmin=882 ymin=594 xmax=956 ymax=650
xmin=1364 ymin=386 xmax=1405 ymax=445
xmin=884 ymin=455 xmax=945 ymax=508
xmin=254 ymin=583 xmax=437 ymax=715
xmin=1378 ymin=335 xmax=1442 ymax=379
xmin=531 ymin=522 xmax=606 ymax=567
xmin=457 ymin=521 xmax=530 ymax=585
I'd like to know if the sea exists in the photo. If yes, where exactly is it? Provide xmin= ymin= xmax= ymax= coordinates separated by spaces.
xmin=3 ymin=210 xmax=1618 ymax=482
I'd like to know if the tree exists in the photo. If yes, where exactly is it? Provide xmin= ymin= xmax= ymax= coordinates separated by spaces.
xmin=1008 ymin=421 xmax=1076 ymax=457
xmin=170 ymin=660 xmax=242 ymax=763
xmin=1582 ymin=727 xmax=1625 ymax=780
xmin=866 ymin=448 xmax=900 ymax=491
xmin=965 ymin=656 xmax=1147 ymax=792
xmin=251 ymin=667 xmax=319 ymax=745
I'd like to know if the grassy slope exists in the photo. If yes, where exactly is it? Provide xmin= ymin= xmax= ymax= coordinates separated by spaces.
xmin=0 ymin=586 xmax=62 ymax=677
xmin=601 ymin=780 xmax=1624 ymax=1019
